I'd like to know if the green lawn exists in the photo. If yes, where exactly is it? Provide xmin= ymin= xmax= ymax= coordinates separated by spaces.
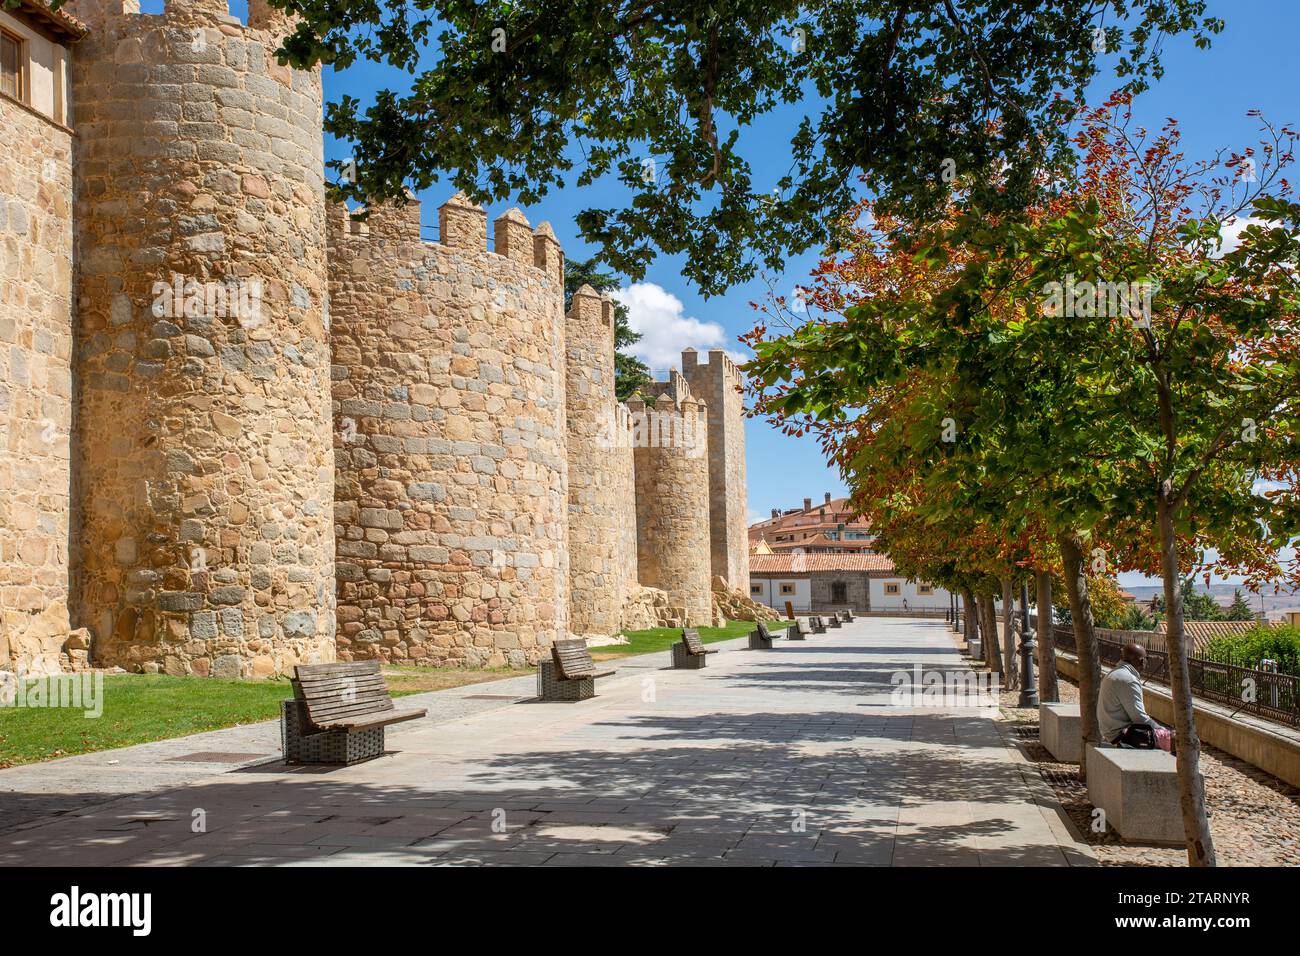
xmin=0 ymin=665 xmax=525 ymax=769
xmin=0 ymin=624 xmax=787 ymax=767
xmin=0 ymin=674 xmax=296 ymax=768
xmin=594 ymin=618 xmax=794 ymax=659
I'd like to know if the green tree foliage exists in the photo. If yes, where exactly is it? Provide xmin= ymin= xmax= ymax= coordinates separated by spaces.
xmin=563 ymin=257 xmax=653 ymax=400
xmin=1203 ymin=624 xmax=1300 ymax=676
xmin=257 ymin=0 xmax=1221 ymax=295
xmin=745 ymin=97 xmax=1300 ymax=865
xmin=1225 ymin=589 xmax=1255 ymax=621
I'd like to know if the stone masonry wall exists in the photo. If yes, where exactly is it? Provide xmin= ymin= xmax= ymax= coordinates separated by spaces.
xmin=65 ymin=0 xmax=335 ymax=677
xmin=328 ymin=192 xmax=569 ymax=667
xmin=0 ymin=93 xmax=76 ymax=673
xmin=565 ymin=285 xmax=627 ymax=638
xmin=2 ymin=0 xmax=759 ymax=674
xmin=680 ymin=347 xmax=750 ymax=592
xmin=630 ymin=391 xmax=711 ymax=626
xmin=612 ymin=401 xmax=638 ymax=592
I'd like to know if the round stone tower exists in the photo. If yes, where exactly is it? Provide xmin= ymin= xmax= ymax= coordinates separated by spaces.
xmin=629 ymin=389 xmax=712 ymax=626
xmin=66 ymin=0 xmax=334 ymax=676
xmin=565 ymin=285 xmax=627 ymax=638
xmin=328 ymin=193 xmax=569 ymax=667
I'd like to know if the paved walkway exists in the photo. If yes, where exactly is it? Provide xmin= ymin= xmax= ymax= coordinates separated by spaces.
xmin=0 ymin=618 xmax=1092 ymax=866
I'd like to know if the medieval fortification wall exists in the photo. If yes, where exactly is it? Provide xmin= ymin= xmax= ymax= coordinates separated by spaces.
xmin=0 ymin=0 xmax=756 ymax=676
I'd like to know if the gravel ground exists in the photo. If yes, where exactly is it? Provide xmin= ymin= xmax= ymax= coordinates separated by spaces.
xmin=999 ymin=681 xmax=1300 ymax=866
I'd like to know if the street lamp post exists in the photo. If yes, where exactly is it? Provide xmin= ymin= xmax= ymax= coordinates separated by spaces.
xmin=1018 ymin=580 xmax=1038 ymax=708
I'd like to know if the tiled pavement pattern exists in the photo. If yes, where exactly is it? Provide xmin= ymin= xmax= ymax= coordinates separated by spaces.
xmin=0 ymin=619 xmax=1092 ymax=866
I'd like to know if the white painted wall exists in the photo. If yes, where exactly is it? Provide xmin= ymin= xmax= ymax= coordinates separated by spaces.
xmin=749 ymin=576 xmax=812 ymax=612
xmin=869 ymin=577 xmax=952 ymax=611
xmin=0 ymin=11 xmax=71 ymax=125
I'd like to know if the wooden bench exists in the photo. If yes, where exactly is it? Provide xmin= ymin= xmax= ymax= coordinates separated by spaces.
xmin=748 ymin=620 xmax=780 ymax=649
xmin=282 ymin=661 xmax=427 ymax=765
xmin=825 ymin=613 xmax=842 ymax=628
xmin=808 ymin=615 xmax=827 ymax=634
xmin=837 ymin=609 xmax=854 ymax=623
xmin=538 ymin=638 xmax=615 ymax=701
xmin=787 ymin=618 xmax=807 ymax=641
xmin=672 ymin=628 xmax=718 ymax=669
xmin=794 ymin=618 xmax=815 ymax=639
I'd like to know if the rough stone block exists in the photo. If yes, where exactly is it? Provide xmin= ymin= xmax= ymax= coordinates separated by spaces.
xmin=1040 ymin=702 xmax=1081 ymax=762
xmin=1086 ymin=745 xmax=1183 ymax=844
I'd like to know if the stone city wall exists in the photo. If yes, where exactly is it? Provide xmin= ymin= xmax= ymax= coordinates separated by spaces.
xmin=680 ymin=347 xmax=750 ymax=592
xmin=565 ymin=285 xmax=629 ymax=638
xmin=630 ymin=391 xmax=712 ymax=626
xmin=0 ymin=92 xmax=78 ymax=673
xmin=0 ymin=0 xmax=761 ymax=676
xmin=328 ymin=192 xmax=568 ymax=667
xmin=65 ymin=0 xmax=335 ymax=677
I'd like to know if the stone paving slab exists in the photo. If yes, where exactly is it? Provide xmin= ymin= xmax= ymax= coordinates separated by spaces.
xmin=0 ymin=643 xmax=700 ymax=832
xmin=0 ymin=620 xmax=1094 ymax=866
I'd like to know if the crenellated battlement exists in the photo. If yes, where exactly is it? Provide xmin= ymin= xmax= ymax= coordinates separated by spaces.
xmin=328 ymin=192 xmax=564 ymax=289
xmin=680 ymin=346 xmax=744 ymax=389
xmin=642 ymin=368 xmax=696 ymax=406
xmin=63 ymin=0 xmax=294 ymax=34
xmin=613 ymin=401 xmax=634 ymax=435
xmin=627 ymin=389 xmax=706 ymax=420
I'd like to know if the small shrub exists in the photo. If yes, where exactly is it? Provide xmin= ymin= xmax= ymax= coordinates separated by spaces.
xmin=1202 ymin=624 xmax=1300 ymax=677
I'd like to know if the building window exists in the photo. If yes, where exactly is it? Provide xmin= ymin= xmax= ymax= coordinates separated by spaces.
xmin=831 ymin=581 xmax=847 ymax=604
xmin=917 ymin=584 xmax=934 ymax=595
xmin=779 ymin=583 xmax=796 ymax=596
xmin=0 ymin=31 xmax=21 ymax=102
xmin=750 ymin=584 xmax=761 ymax=595
xmin=884 ymin=582 xmax=900 ymax=595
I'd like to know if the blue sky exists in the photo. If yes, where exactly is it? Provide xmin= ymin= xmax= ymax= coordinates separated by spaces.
xmin=216 ymin=0 xmax=1296 ymax=581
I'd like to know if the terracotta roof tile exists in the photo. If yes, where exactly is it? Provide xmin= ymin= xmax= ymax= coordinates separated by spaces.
xmin=13 ymin=1 xmax=88 ymax=40
xmin=749 ymin=554 xmax=897 ymax=574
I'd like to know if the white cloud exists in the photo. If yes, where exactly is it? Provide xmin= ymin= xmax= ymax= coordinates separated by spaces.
xmin=613 ymin=282 xmax=745 ymax=372
xmin=1216 ymin=216 xmax=1265 ymax=256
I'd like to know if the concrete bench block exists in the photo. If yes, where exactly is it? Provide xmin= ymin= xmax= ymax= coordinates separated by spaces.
xmin=1040 ymin=702 xmax=1081 ymax=762
xmin=966 ymin=639 xmax=981 ymax=658
xmin=1086 ymin=745 xmax=1182 ymax=844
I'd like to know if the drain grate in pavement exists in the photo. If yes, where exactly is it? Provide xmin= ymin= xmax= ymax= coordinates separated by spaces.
xmin=1040 ymin=767 xmax=1085 ymax=790
xmin=164 ymin=752 xmax=270 ymax=763
xmin=1012 ymin=726 xmax=1039 ymax=739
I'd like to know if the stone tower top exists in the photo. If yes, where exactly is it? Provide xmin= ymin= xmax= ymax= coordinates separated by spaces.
xmin=680 ymin=346 xmax=744 ymax=388
xmin=64 ymin=0 xmax=293 ymax=32
xmin=329 ymin=192 xmax=564 ymax=280
xmin=642 ymin=368 xmax=696 ymax=406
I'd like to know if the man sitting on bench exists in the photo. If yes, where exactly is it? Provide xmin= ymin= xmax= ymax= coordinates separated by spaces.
xmin=1098 ymin=643 xmax=1175 ymax=754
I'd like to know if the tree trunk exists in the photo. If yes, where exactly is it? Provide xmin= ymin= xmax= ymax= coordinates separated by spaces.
xmin=961 ymin=588 xmax=977 ymax=651
xmin=1157 ymin=497 xmax=1217 ymax=866
xmin=1036 ymin=571 xmax=1059 ymax=702
xmin=981 ymin=591 xmax=1003 ymax=675
xmin=1002 ymin=577 xmax=1017 ymax=686
xmin=1058 ymin=532 xmax=1100 ymax=780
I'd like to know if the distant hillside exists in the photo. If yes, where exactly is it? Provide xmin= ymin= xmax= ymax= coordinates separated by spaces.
xmin=1123 ymin=584 xmax=1299 ymax=617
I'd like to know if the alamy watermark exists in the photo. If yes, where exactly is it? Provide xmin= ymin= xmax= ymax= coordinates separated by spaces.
xmin=1042 ymin=274 xmax=1155 ymax=327
xmin=0 ymin=669 xmax=104 ymax=718
xmin=151 ymin=274 xmax=263 ymax=328
xmin=596 ymin=407 xmax=707 ymax=458
xmin=890 ymin=665 xmax=1000 ymax=709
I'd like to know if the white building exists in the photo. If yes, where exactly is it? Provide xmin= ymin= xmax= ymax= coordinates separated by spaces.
xmin=748 ymin=554 xmax=952 ymax=615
